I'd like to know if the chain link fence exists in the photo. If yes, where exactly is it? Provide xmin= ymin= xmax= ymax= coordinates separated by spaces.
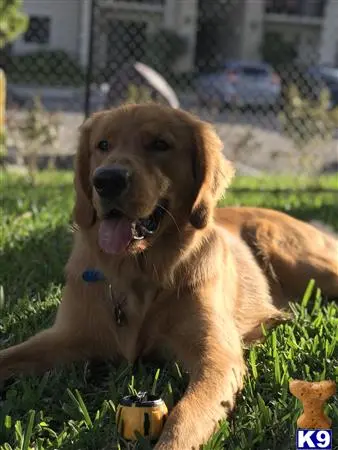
xmin=2 ymin=0 xmax=338 ymax=175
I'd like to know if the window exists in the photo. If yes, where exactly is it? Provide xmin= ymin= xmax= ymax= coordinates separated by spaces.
xmin=24 ymin=16 xmax=51 ymax=44
xmin=241 ymin=66 xmax=269 ymax=77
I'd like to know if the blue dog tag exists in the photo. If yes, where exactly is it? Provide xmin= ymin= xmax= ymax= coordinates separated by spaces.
xmin=82 ymin=270 xmax=105 ymax=283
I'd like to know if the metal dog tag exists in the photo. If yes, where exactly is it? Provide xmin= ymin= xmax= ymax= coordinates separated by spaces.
xmin=109 ymin=284 xmax=127 ymax=327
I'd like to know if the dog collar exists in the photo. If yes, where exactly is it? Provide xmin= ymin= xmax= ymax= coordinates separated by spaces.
xmin=82 ymin=269 xmax=127 ymax=326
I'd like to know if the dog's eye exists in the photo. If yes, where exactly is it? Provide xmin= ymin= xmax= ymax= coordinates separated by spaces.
xmin=149 ymin=138 xmax=170 ymax=152
xmin=97 ymin=140 xmax=110 ymax=152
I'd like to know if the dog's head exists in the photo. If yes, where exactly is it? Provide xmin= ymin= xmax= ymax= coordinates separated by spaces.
xmin=74 ymin=104 xmax=234 ymax=255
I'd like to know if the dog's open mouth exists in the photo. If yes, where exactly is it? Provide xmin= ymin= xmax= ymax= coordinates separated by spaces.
xmin=98 ymin=200 xmax=168 ymax=254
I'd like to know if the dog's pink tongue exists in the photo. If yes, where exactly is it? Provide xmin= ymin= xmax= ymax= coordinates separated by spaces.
xmin=98 ymin=217 xmax=133 ymax=254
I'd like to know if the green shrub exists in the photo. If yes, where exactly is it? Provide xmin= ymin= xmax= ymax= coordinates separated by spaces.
xmin=0 ymin=0 xmax=28 ymax=48
xmin=262 ymin=32 xmax=297 ymax=69
xmin=7 ymin=50 xmax=85 ymax=86
xmin=7 ymin=96 xmax=60 ymax=182
xmin=125 ymin=84 xmax=152 ymax=104
xmin=280 ymin=83 xmax=338 ymax=149
xmin=124 ymin=83 xmax=171 ymax=106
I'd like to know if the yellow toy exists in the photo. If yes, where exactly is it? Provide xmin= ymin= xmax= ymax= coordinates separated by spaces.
xmin=116 ymin=392 xmax=168 ymax=441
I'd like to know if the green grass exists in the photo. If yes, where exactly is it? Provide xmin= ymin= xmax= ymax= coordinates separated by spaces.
xmin=0 ymin=171 xmax=337 ymax=450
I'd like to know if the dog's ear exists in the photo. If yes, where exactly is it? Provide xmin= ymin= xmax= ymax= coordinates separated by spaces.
xmin=73 ymin=117 xmax=96 ymax=228
xmin=190 ymin=120 xmax=234 ymax=229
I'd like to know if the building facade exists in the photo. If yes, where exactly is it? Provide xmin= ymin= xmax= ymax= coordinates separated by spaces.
xmin=14 ymin=0 xmax=197 ymax=72
xmin=12 ymin=0 xmax=338 ymax=72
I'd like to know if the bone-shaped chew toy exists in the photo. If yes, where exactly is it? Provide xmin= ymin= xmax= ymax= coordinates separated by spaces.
xmin=289 ymin=380 xmax=336 ymax=429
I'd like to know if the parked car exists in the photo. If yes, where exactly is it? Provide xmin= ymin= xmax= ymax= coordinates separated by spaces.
xmin=195 ymin=60 xmax=281 ymax=109
xmin=308 ymin=65 xmax=338 ymax=108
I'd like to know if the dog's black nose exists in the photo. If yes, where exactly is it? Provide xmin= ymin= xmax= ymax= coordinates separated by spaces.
xmin=93 ymin=165 xmax=130 ymax=198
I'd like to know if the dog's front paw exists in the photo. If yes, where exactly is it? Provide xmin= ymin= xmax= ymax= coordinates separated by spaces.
xmin=154 ymin=435 xmax=193 ymax=450
xmin=154 ymin=443 xmax=195 ymax=450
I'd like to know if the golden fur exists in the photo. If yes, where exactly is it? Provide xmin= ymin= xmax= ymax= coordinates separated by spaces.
xmin=0 ymin=104 xmax=337 ymax=449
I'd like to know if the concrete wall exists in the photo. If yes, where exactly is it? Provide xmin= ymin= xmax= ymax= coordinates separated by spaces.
xmin=96 ymin=0 xmax=197 ymax=73
xmin=223 ymin=2 xmax=245 ymax=60
xmin=170 ymin=0 xmax=198 ymax=72
xmin=319 ymin=0 xmax=338 ymax=65
xmin=13 ymin=0 xmax=82 ymax=59
xmin=240 ymin=0 xmax=264 ymax=61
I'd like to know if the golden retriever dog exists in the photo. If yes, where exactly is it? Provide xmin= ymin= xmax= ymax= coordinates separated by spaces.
xmin=0 ymin=104 xmax=337 ymax=449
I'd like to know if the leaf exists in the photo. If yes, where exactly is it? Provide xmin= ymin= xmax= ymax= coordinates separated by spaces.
xmin=21 ymin=410 xmax=35 ymax=450
xmin=151 ymin=368 xmax=161 ymax=395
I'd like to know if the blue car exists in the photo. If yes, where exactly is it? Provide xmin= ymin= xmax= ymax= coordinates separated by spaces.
xmin=195 ymin=60 xmax=281 ymax=109
xmin=308 ymin=65 xmax=338 ymax=109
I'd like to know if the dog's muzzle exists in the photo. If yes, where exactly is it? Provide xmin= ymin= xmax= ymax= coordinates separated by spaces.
xmin=98 ymin=200 xmax=168 ymax=255
xmin=93 ymin=166 xmax=168 ymax=254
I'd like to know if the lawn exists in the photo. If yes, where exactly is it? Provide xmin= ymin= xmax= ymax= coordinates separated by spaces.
xmin=0 ymin=171 xmax=337 ymax=450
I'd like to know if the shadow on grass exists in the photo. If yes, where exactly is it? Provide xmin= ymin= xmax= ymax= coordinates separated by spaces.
xmin=0 ymin=224 xmax=72 ymax=308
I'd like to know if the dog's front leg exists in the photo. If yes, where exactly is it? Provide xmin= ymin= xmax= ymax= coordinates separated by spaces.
xmin=0 ymin=280 xmax=114 ymax=381
xmin=0 ymin=327 xmax=89 ymax=381
xmin=155 ymin=317 xmax=244 ymax=450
